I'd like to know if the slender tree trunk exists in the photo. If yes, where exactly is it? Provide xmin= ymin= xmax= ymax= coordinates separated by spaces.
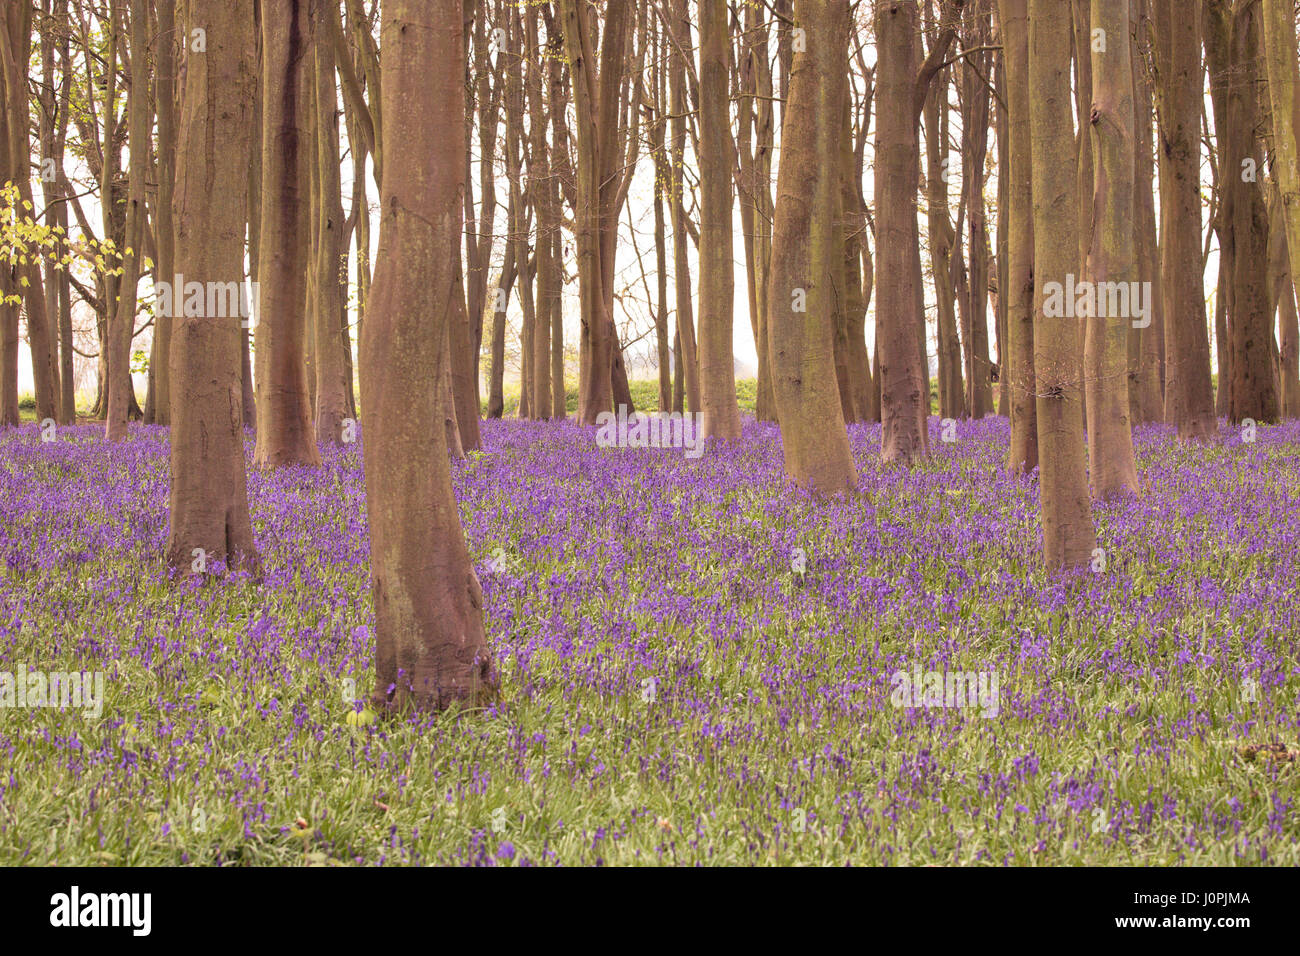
xmin=313 ymin=30 xmax=350 ymax=444
xmin=1 ymin=3 xmax=58 ymax=424
xmin=103 ymin=0 xmax=150 ymax=440
xmin=925 ymin=67 xmax=964 ymax=420
xmin=1131 ymin=0 xmax=1164 ymax=423
xmin=999 ymin=0 xmax=1038 ymax=473
xmin=698 ymin=0 xmax=741 ymax=439
xmin=488 ymin=240 xmax=516 ymax=419
xmin=961 ymin=11 xmax=994 ymax=418
xmin=668 ymin=0 xmax=699 ymax=414
xmin=1029 ymin=0 xmax=1098 ymax=568
xmin=167 ymin=0 xmax=260 ymax=575
xmin=361 ymin=0 xmax=496 ymax=714
xmin=739 ymin=0 xmax=778 ymax=422
xmin=528 ymin=5 xmax=553 ymax=420
xmin=150 ymin=0 xmax=177 ymax=427
xmin=651 ymin=41 xmax=672 ymax=412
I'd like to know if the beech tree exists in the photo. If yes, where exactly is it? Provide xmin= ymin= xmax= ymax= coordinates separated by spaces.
xmin=697 ymin=0 xmax=741 ymax=440
xmin=875 ymin=0 xmax=960 ymax=466
xmin=255 ymin=0 xmax=321 ymax=468
xmin=1084 ymin=0 xmax=1140 ymax=499
xmin=768 ymin=0 xmax=857 ymax=494
xmin=1152 ymin=0 xmax=1215 ymax=439
xmin=361 ymin=0 xmax=496 ymax=713
xmin=1261 ymin=0 xmax=1300 ymax=416
xmin=1029 ymin=0 xmax=1097 ymax=568
xmin=997 ymin=0 xmax=1037 ymax=474
xmin=166 ymin=0 xmax=260 ymax=575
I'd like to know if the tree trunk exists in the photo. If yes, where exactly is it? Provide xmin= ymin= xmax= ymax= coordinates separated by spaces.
xmin=1153 ymin=0 xmax=1216 ymax=438
xmin=1219 ymin=1 xmax=1278 ymax=422
xmin=1131 ymin=0 xmax=1165 ymax=423
xmin=313 ymin=30 xmax=351 ymax=444
xmin=1 ymin=3 xmax=58 ymax=424
xmin=255 ymin=0 xmax=321 ymax=467
xmin=876 ymin=0 xmax=932 ymax=465
xmin=1084 ymin=0 xmax=1141 ymax=499
xmin=768 ymin=0 xmax=857 ymax=494
xmin=668 ymin=0 xmax=699 ymax=414
xmin=361 ymin=0 xmax=496 ymax=714
xmin=925 ymin=66 xmax=964 ymax=420
xmin=528 ymin=4 xmax=553 ymax=420
xmin=1262 ymin=0 xmax=1300 ymax=416
xmin=1029 ymin=0 xmax=1098 ymax=568
xmin=999 ymin=0 xmax=1038 ymax=473
xmin=167 ymin=0 xmax=261 ymax=576
xmin=698 ymin=0 xmax=741 ymax=439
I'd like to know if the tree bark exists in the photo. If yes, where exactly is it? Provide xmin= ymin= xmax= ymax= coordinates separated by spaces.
xmin=1029 ymin=0 xmax=1098 ymax=568
xmin=1085 ymin=0 xmax=1141 ymax=499
xmin=1153 ymin=0 xmax=1216 ymax=438
xmin=1261 ymin=0 xmax=1300 ymax=416
xmin=768 ymin=0 xmax=858 ymax=494
xmin=167 ymin=0 xmax=261 ymax=576
xmin=361 ymin=0 xmax=496 ymax=714
xmin=255 ymin=0 xmax=321 ymax=467
xmin=998 ymin=0 xmax=1038 ymax=473
xmin=698 ymin=0 xmax=741 ymax=439
xmin=313 ymin=30 xmax=351 ymax=444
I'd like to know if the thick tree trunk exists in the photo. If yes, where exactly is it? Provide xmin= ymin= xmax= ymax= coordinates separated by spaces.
xmin=1029 ymin=0 xmax=1098 ymax=568
xmin=1218 ymin=1 xmax=1278 ymax=423
xmin=1085 ymin=0 xmax=1141 ymax=500
xmin=166 ymin=0 xmax=261 ymax=576
xmin=255 ymin=0 xmax=321 ymax=467
xmin=1262 ymin=0 xmax=1300 ymax=416
xmin=768 ymin=0 xmax=857 ymax=494
xmin=361 ymin=0 xmax=496 ymax=714
xmin=1154 ymin=0 xmax=1216 ymax=438
xmin=876 ymin=0 xmax=932 ymax=465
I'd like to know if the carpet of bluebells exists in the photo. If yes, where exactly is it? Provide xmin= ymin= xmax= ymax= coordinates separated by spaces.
xmin=1 ymin=413 xmax=1298 ymax=865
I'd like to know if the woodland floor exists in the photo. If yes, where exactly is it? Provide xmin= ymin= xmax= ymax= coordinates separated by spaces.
xmin=0 ymin=412 xmax=1297 ymax=864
